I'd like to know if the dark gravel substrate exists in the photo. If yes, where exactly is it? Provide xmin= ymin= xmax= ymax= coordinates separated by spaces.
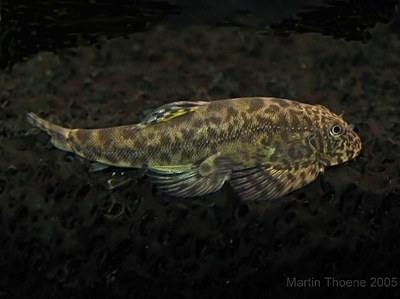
xmin=0 ymin=23 xmax=400 ymax=298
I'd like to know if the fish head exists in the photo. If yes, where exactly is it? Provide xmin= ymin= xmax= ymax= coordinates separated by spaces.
xmin=316 ymin=112 xmax=362 ymax=166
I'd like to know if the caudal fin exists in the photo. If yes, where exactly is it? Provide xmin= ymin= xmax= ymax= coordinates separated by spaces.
xmin=27 ymin=112 xmax=72 ymax=152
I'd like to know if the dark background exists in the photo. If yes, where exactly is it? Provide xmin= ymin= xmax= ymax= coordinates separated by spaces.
xmin=1 ymin=0 xmax=400 ymax=298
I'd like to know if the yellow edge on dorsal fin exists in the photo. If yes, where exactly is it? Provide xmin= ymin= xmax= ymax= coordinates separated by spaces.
xmin=138 ymin=101 xmax=209 ymax=127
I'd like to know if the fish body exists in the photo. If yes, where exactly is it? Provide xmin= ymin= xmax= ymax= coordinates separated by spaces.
xmin=27 ymin=97 xmax=362 ymax=200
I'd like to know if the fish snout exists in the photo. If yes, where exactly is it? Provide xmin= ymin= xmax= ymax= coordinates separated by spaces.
xmin=348 ymin=128 xmax=362 ymax=158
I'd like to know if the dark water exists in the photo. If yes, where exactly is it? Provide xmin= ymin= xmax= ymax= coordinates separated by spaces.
xmin=1 ymin=1 xmax=400 ymax=298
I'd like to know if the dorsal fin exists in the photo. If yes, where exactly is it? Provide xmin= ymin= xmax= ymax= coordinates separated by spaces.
xmin=139 ymin=101 xmax=208 ymax=127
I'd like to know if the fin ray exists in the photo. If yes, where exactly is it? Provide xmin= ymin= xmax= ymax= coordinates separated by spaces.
xmin=89 ymin=162 xmax=111 ymax=172
xmin=147 ymin=153 xmax=232 ymax=198
xmin=27 ymin=112 xmax=72 ymax=152
xmin=140 ymin=101 xmax=208 ymax=127
xmin=230 ymin=163 xmax=322 ymax=201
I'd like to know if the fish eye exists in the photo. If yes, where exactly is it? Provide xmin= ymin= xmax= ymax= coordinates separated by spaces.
xmin=330 ymin=124 xmax=343 ymax=137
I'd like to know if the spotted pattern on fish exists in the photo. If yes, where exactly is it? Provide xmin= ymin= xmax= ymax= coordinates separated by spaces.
xmin=27 ymin=97 xmax=362 ymax=201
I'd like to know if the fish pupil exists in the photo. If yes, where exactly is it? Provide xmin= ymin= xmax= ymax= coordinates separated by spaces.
xmin=331 ymin=124 xmax=342 ymax=135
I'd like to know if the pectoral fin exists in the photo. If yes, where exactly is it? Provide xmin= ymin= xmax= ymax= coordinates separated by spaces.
xmin=89 ymin=161 xmax=111 ymax=172
xmin=230 ymin=162 xmax=323 ymax=201
xmin=139 ymin=101 xmax=209 ymax=127
xmin=147 ymin=153 xmax=233 ymax=198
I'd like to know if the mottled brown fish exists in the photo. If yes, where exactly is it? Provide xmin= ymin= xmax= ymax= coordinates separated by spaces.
xmin=27 ymin=97 xmax=362 ymax=200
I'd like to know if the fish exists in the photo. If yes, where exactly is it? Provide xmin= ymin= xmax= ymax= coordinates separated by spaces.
xmin=27 ymin=97 xmax=362 ymax=201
